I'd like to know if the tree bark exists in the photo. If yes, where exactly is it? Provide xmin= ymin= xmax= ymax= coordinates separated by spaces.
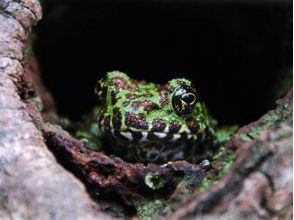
xmin=0 ymin=1 xmax=112 ymax=219
xmin=0 ymin=1 xmax=292 ymax=219
xmin=168 ymin=89 xmax=293 ymax=220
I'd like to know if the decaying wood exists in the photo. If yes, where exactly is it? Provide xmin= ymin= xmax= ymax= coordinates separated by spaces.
xmin=42 ymin=123 xmax=210 ymax=204
xmin=0 ymin=0 xmax=292 ymax=219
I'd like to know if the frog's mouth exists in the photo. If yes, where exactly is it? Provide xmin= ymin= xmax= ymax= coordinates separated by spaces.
xmin=108 ymin=128 xmax=198 ymax=143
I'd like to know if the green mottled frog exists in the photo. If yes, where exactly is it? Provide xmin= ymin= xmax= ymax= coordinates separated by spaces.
xmin=96 ymin=71 xmax=215 ymax=164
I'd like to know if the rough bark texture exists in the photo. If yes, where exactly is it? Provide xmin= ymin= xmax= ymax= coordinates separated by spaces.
xmin=167 ymin=89 xmax=293 ymax=220
xmin=0 ymin=0 xmax=292 ymax=220
xmin=0 ymin=1 xmax=112 ymax=219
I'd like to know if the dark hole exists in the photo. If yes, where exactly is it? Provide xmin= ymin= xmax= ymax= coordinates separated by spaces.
xmin=33 ymin=0 xmax=292 ymax=126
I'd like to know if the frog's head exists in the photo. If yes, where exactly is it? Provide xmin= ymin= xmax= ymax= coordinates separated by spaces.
xmin=96 ymin=71 xmax=210 ymax=143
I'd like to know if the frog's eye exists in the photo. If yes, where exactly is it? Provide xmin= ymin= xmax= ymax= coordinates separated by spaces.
xmin=172 ymin=85 xmax=197 ymax=117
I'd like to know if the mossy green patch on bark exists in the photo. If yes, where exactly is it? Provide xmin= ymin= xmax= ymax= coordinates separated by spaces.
xmin=63 ymin=107 xmax=103 ymax=151
xmin=136 ymin=200 xmax=164 ymax=220
xmin=75 ymin=127 xmax=103 ymax=151
xmin=24 ymin=44 xmax=33 ymax=60
xmin=145 ymin=172 xmax=166 ymax=190
xmin=240 ymin=98 xmax=292 ymax=141
xmin=195 ymin=125 xmax=237 ymax=191
xmin=215 ymin=125 xmax=239 ymax=143
xmin=199 ymin=148 xmax=235 ymax=191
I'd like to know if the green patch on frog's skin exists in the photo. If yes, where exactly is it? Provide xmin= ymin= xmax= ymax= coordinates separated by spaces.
xmin=96 ymin=71 xmax=216 ymax=164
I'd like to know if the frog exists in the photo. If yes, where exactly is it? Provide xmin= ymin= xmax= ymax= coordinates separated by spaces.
xmin=95 ymin=71 xmax=216 ymax=164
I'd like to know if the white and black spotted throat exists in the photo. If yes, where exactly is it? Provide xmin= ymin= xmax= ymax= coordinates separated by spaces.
xmin=101 ymin=124 xmax=213 ymax=164
xmin=101 ymin=125 xmax=201 ymax=144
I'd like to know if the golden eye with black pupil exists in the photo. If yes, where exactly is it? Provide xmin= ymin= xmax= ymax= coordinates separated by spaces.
xmin=172 ymin=85 xmax=197 ymax=117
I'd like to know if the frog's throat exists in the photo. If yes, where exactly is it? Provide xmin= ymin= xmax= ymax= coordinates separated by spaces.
xmin=101 ymin=126 xmax=199 ymax=143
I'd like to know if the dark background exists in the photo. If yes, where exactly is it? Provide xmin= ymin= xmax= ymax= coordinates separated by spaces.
xmin=34 ymin=0 xmax=292 ymax=125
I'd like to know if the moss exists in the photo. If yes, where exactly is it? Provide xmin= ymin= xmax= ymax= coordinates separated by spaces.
xmin=64 ymin=107 xmax=103 ymax=151
xmin=138 ymin=167 xmax=202 ymax=218
xmin=30 ymin=96 xmax=44 ymax=111
xmin=197 ymin=125 xmax=237 ymax=190
xmin=199 ymin=150 xmax=235 ymax=191
xmin=240 ymin=98 xmax=292 ymax=141
xmin=211 ymin=146 xmax=225 ymax=161
xmin=75 ymin=128 xmax=102 ymax=151
xmin=214 ymin=153 xmax=235 ymax=179
xmin=23 ymin=40 xmax=33 ymax=60
xmin=145 ymin=172 xmax=165 ymax=190
xmin=136 ymin=200 xmax=164 ymax=220
xmin=89 ymin=123 xmax=100 ymax=137
xmin=215 ymin=125 xmax=238 ymax=143
xmin=199 ymin=94 xmax=292 ymax=191
xmin=241 ymin=112 xmax=280 ymax=141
